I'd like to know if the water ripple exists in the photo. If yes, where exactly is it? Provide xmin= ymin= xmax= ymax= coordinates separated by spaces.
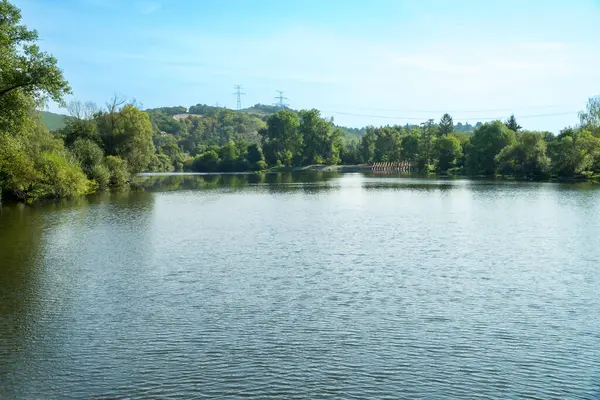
xmin=2 ymin=176 xmax=600 ymax=399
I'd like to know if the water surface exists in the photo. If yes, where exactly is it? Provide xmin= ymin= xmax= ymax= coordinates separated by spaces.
xmin=1 ymin=173 xmax=600 ymax=399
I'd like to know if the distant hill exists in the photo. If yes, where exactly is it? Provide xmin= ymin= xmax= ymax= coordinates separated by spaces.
xmin=337 ymin=126 xmax=365 ymax=142
xmin=236 ymin=104 xmax=365 ymax=142
xmin=172 ymin=113 xmax=202 ymax=120
xmin=39 ymin=111 xmax=68 ymax=131
xmin=238 ymin=104 xmax=283 ymax=117
xmin=454 ymin=122 xmax=476 ymax=134
xmin=38 ymin=105 xmax=476 ymax=140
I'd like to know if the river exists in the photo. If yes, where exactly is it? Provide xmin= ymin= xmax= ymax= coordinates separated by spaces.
xmin=1 ymin=172 xmax=600 ymax=399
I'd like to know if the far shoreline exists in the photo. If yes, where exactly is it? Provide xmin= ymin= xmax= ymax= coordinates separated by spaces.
xmin=137 ymin=166 xmax=600 ymax=184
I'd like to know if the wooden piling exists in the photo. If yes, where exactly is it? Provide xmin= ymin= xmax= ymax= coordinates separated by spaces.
xmin=371 ymin=161 xmax=415 ymax=173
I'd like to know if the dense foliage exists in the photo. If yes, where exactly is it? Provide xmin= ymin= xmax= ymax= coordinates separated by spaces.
xmin=56 ymin=100 xmax=155 ymax=185
xmin=144 ymin=97 xmax=600 ymax=178
xmin=145 ymin=105 xmax=265 ymax=158
xmin=343 ymin=104 xmax=600 ymax=178
xmin=2 ymin=0 xmax=600 ymax=203
xmin=0 ymin=0 xmax=87 ymax=202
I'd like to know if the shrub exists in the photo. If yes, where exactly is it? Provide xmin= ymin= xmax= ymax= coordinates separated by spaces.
xmin=105 ymin=156 xmax=129 ymax=186
xmin=89 ymin=164 xmax=111 ymax=189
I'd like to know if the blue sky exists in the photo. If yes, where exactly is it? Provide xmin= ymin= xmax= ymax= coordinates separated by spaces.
xmin=16 ymin=0 xmax=600 ymax=131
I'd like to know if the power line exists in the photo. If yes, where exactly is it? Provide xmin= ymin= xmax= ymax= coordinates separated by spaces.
xmin=323 ymin=103 xmax=577 ymax=114
xmin=233 ymin=85 xmax=245 ymax=110
xmin=518 ymin=112 xmax=578 ymax=119
xmin=274 ymin=90 xmax=288 ymax=108
xmin=321 ymin=110 xmax=578 ymax=122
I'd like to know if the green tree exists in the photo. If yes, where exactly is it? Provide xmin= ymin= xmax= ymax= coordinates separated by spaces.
xmin=549 ymin=129 xmax=600 ymax=176
xmin=578 ymin=129 xmax=600 ymax=171
xmin=147 ymin=153 xmax=172 ymax=172
xmin=33 ymin=150 xmax=90 ymax=199
xmin=153 ymin=133 xmax=184 ymax=168
xmin=97 ymin=104 xmax=154 ymax=173
xmin=0 ymin=0 xmax=70 ymax=119
xmin=192 ymin=149 xmax=220 ymax=172
xmin=221 ymin=139 xmax=240 ymax=161
xmin=359 ymin=127 xmax=377 ymax=163
xmin=219 ymin=139 xmax=240 ymax=171
xmin=505 ymin=114 xmax=522 ymax=132
xmin=374 ymin=126 xmax=402 ymax=162
xmin=541 ymin=131 xmax=556 ymax=143
xmin=438 ymin=113 xmax=454 ymax=137
xmin=340 ymin=141 xmax=361 ymax=164
xmin=418 ymin=119 xmax=437 ymax=170
xmin=400 ymin=132 xmax=420 ymax=163
xmin=89 ymin=164 xmax=110 ymax=189
xmin=247 ymin=143 xmax=267 ymax=170
xmin=0 ymin=132 xmax=36 ymax=200
xmin=436 ymin=135 xmax=462 ymax=172
xmin=70 ymin=138 xmax=104 ymax=175
xmin=104 ymin=155 xmax=129 ymax=186
xmin=495 ymin=131 xmax=550 ymax=177
xmin=260 ymin=110 xmax=301 ymax=166
xmin=449 ymin=132 xmax=470 ymax=168
xmin=579 ymin=96 xmax=600 ymax=136
xmin=326 ymin=127 xmax=344 ymax=165
xmin=60 ymin=117 xmax=100 ymax=147
xmin=299 ymin=109 xmax=341 ymax=165
xmin=146 ymin=108 xmax=188 ymax=136
xmin=0 ymin=1 xmax=93 ymax=202
xmin=59 ymin=101 xmax=101 ymax=146
xmin=466 ymin=121 xmax=516 ymax=175
xmin=548 ymin=134 xmax=584 ymax=176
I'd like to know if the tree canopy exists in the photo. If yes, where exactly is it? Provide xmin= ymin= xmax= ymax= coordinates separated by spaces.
xmin=0 ymin=0 xmax=87 ymax=202
xmin=0 ymin=1 xmax=69 ymax=99
xmin=505 ymin=114 xmax=522 ymax=132
xmin=466 ymin=121 xmax=516 ymax=175
xmin=2 ymin=0 xmax=600 ymax=203
xmin=438 ymin=114 xmax=454 ymax=137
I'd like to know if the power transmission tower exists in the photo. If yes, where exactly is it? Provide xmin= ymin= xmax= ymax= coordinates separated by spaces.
xmin=274 ymin=90 xmax=288 ymax=108
xmin=233 ymin=85 xmax=245 ymax=110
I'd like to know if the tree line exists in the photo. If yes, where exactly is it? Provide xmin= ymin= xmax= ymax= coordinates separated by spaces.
xmin=146 ymin=102 xmax=600 ymax=180
xmin=342 ymin=108 xmax=600 ymax=178
xmin=1 ymin=0 xmax=599 ymax=203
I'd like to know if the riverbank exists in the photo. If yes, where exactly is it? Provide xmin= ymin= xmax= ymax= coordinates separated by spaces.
xmin=267 ymin=164 xmax=372 ymax=173
xmin=3 ymin=168 xmax=598 ymax=205
xmin=266 ymin=164 xmax=600 ymax=183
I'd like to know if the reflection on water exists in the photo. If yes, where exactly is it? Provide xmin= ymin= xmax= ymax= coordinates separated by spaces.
xmin=134 ymin=171 xmax=600 ymax=195
xmin=133 ymin=171 xmax=344 ymax=193
xmin=1 ymin=172 xmax=600 ymax=399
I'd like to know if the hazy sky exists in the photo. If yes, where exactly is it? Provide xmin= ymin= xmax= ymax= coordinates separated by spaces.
xmin=16 ymin=0 xmax=600 ymax=132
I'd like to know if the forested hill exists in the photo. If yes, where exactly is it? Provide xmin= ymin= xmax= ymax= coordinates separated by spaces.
xmin=145 ymin=103 xmax=367 ymax=143
xmin=40 ymin=111 xmax=68 ymax=131
xmin=145 ymin=105 xmax=265 ymax=152
xmin=40 ymin=103 xmax=476 ymax=140
xmin=239 ymin=104 xmax=282 ymax=117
